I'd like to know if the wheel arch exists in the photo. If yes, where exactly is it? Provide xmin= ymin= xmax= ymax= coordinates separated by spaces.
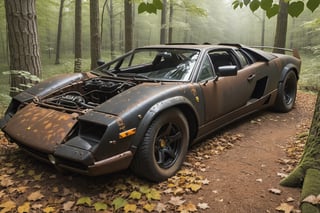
xmin=280 ymin=64 xmax=299 ymax=82
xmin=130 ymin=96 xmax=199 ymax=150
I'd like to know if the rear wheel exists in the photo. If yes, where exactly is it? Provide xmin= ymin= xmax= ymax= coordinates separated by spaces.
xmin=130 ymin=108 xmax=189 ymax=182
xmin=273 ymin=70 xmax=297 ymax=112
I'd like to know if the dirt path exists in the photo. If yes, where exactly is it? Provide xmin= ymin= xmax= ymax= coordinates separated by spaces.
xmin=0 ymin=91 xmax=316 ymax=213
xmin=191 ymin=91 xmax=316 ymax=212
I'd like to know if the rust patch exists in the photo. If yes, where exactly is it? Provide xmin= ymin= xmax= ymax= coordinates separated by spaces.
xmin=3 ymin=103 xmax=77 ymax=153
xmin=116 ymin=118 xmax=126 ymax=131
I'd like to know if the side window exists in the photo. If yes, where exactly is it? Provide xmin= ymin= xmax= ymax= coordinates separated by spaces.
xmin=235 ymin=49 xmax=252 ymax=68
xmin=208 ymin=50 xmax=236 ymax=71
xmin=197 ymin=55 xmax=216 ymax=82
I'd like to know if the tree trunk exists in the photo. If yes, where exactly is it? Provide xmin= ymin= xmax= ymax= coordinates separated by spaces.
xmin=74 ymin=0 xmax=82 ymax=73
xmin=124 ymin=0 xmax=133 ymax=52
xmin=273 ymin=0 xmax=288 ymax=54
xmin=5 ymin=0 xmax=42 ymax=97
xmin=260 ymin=11 xmax=265 ymax=48
xmin=109 ymin=0 xmax=115 ymax=58
xmin=281 ymin=90 xmax=320 ymax=212
xmin=90 ymin=0 xmax=101 ymax=70
xmin=168 ymin=0 xmax=173 ymax=43
xmin=160 ymin=0 xmax=167 ymax=44
xmin=55 ymin=0 xmax=65 ymax=65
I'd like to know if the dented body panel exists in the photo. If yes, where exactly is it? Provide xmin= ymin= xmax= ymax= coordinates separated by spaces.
xmin=0 ymin=43 xmax=301 ymax=177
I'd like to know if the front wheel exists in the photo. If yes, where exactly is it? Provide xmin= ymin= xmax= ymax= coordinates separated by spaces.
xmin=130 ymin=108 xmax=189 ymax=182
xmin=273 ymin=70 xmax=297 ymax=112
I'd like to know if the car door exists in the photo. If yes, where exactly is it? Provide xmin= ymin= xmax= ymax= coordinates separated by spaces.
xmin=198 ymin=49 xmax=256 ymax=123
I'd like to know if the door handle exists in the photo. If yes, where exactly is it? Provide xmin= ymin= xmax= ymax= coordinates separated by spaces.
xmin=247 ymin=74 xmax=256 ymax=82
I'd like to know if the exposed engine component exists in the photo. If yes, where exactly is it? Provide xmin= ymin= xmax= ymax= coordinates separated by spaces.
xmin=42 ymin=78 xmax=136 ymax=111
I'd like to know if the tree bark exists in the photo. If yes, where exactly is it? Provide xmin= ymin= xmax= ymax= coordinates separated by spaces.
xmin=109 ymin=0 xmax=115 ymax=58
xmin=168 ymin=0 xmax=173 ymax=43
xmin=160 ymin=0 xmax=167 ymax=44
xmin=273 ymin=0 xmax=288 ymax=54
xmin=90 ymin=0 xmax=101 ymax=70
xmin=5 ymin=0 xmax=42 ymax=97
xmin=55 ymin=0 xmax=65 ymax=64
xmin=124 ymin=0 xmax=133 ymax=52
xmin=74 ymin=0 xmax=82 ymax=73
xmin=281 ymin=90 xmax=320 ymax=212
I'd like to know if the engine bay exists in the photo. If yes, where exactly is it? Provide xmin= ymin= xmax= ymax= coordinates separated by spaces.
xmin=41 ymin=78 xmax=136 ymax=111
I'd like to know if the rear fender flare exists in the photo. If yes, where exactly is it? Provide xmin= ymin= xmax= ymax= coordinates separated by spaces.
xmin=280 ymin=64 xmax=299 ymax=82
xmin=130 ymin=96 xmax=199 ymax=149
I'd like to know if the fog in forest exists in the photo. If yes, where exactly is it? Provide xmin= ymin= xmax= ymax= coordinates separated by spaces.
xmin=0 ymin=0 xmax=319 ymax=107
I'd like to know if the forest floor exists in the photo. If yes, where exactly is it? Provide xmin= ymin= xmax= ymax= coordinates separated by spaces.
xmin=0 ymin=90 xmax=317 ymax=213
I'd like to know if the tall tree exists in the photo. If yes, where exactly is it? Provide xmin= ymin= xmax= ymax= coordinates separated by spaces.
xmin=168 ymin=0 xmax=174 ymax=43
xmin=90 ymin=0 xmax=101 ymax=70
xmin=124 ymin=0 xmax=133 ymax=52
xmin=74 ymin=0 xmax=82 ymax=72
xmin=160 ymin=0 xmax=167 ymax=44
xmin=273 ymin=0 xmax=288 ymax=53
xmin=55 ymin=0 xmax=65 ymax=64
xmin=109 ymin=0 xmax=115 ymax=58
xmin=5 ymin=0 xmax=41 ymax=97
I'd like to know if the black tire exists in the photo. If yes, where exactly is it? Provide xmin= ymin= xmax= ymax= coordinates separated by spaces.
xmin=273 ymin=70 xmax=297 ymax=112
xmin=130 ymin=108 xmax=189 ymax=182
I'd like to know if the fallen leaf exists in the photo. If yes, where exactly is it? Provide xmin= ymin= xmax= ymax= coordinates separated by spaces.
xmin=168 ymin=196 xmax=185 ymax=206
xmin=277 ymin=172 xmax=288 ymax=178
xmin=201 ymin=178 xmax=210 ymax=185
xmin=178 ymin=202 xmax=197 ymax=212
xmin=275 ymin=202 xmax=294 ymax=213
xmin=287 ymin=197 xmax=295 ymax=202
xmin=42 ymin=206 xmax=55 ymax=213
xmin=302 ymin=194 xmax=320 ymax=205
xmin=31 ymin=203 xmax=43 ymax=210
xmin=112 ymin=197 xmax=127 ymax=211
xmin=256 ymin=178 xmax=263 ymax=183
xmin=63 ymin=201 xmax=75 ymax=211
xmin=93 ymin=202 xmax=108 ymax=211
xmin=269 ymin=188 xmax=281 ymax=195
xmin=197 ymin=202 xmax=210 ymax=209
xmin=27 ymin=191 xmax=44 ymax=201
xmin=124 ymin=203 xmax=137 ymax=213
xmin=146 ymin=188 xmax=161 ymax=200
xmin=52 ymin=187 xmax=59 ymax=193
xmin=129 ymin=191 xmax=142 ymax=200
xmin=139 ymin=185 xmax=151 ymax=194
xmin=0 ymin=177 xmax=14 ymax=187
xmin=186 ymin=183 xmax=202 ymax=192
xmin=143 ymin=203 xmax=155 ymax=212
xmin=17 ymin=202 xmax=30 ymax=213
xmin=76 ymin=197 xmax=92 ymax=206
xmin=154 ymin=202 xmax=167 ymax=212
xmin=0 ymin=200 xmax=16 ymax=213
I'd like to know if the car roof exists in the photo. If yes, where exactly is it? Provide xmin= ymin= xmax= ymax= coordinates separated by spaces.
xmin=138 ymin=43 xmax=242 ymax=51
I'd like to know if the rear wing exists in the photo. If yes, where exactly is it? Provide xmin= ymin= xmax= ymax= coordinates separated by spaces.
xmin=250 ymin=46 xmax=300 ymax=59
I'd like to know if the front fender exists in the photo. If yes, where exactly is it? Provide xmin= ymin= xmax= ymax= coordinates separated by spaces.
xmin=130 ymin=96 xmax=199 ymax=149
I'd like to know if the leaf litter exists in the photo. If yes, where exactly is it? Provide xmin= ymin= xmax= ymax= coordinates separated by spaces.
xmin=0 ymin=91 xmax=316 ymax=212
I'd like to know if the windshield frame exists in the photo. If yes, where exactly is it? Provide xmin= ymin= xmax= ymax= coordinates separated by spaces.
xmin=92 ymin=47 xmax=201 ymax=82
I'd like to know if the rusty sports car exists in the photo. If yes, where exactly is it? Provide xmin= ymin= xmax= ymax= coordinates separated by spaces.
xmin=0 ymin=43 xmax=301 ymax=181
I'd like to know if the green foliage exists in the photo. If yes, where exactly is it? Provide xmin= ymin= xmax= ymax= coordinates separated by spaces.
xmin=307 ymin=0 xmax=320 ymax=12
xmin=138 ymin=0 xmax=163 ymax=14
xmin=232 ymin=0 xmax=320 ymax=18
xmin=2 ymin=71 xmax=41 ymax=94
xmin=288 ymin=1 xmax=304 ymax=17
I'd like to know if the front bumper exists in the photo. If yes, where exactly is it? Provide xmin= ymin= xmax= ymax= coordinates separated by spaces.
xmin=20 ymin=143 xmax=133 ymax=176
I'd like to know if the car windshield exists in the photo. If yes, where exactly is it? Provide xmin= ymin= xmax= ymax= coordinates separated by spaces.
xmin=96 ymin=48 xmax=200 ymax=81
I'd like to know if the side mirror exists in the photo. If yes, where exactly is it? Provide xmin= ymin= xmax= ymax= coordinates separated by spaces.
xmin=217 ymin=65 xmax=237 ymax=77
xmin=97 ymin=59 xmax=105 ymax=66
